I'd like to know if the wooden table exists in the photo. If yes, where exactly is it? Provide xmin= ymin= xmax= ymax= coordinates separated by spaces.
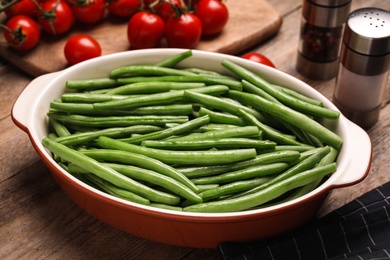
xmin=1 ymin=0 xmax=389 ymax=259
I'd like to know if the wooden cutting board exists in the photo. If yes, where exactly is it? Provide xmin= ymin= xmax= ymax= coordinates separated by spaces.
xmin=0 ymin=0 xmax=282 ymax=77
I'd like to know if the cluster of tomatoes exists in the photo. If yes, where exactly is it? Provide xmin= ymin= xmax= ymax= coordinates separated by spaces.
xmin=0 ymin=0 xmax=230 ymax=65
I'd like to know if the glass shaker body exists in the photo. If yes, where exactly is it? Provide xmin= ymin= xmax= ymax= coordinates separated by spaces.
xmin=333 ymin=8 xmax=390 ymax=129
xmin=296 ymin=0 xmax=351 ymax=80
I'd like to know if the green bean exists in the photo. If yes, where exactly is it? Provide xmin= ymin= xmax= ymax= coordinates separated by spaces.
xmin=177 ymin=150 xmax=300 ymax=178
xmin=47 ymin=113 xmax=189 ymax=127
xmin=83 ymin=173 xmax=151 ymax=205
xmin=272 ymin=84 xmax=323 ymax=107
xmin=97 ymin=136 xmax=257 ymax=165
xmin=70 ymin=163 xmax=202 ymax=203
xmin=119 ymin=115 xmax=210 ymax=144
xmin=78 ymin=148 xmax=199 ymax=192
xmin=221 ymin=60 xmax=340 ymax=119
xmin=191 ymin=163 xmax=289 ymax=185
xmin=183 ymin=90 xmax=270 ymax=125
xmin=61 ymin=93 xmax=129 ymax=103
xmin=42 ymin=138 xmax=180 ymax=205
xmin=110 ymin=65 xmax=197 ymax=78
xmin=167 ymin=126 xmax=261 ymax=141
xmin=230 ymin=146 xmax=331 ymax=199
xmin=183 ymin=163 xmax=336 ymax=212
xmin=93 ymin=85 xmax=229 ymax=111
xmin=196 ymin=184 xmax=220 ymax=192
xmin=198 ymin=123 xmax=239 ymax=132
xmin=236 ymin=109 xmax=305 ymax=146
xmin=49 ymin=118 xmax=71 ymax=137
xmin=116 ymin=75 xmax=243 ymax=90
xmin=228 ymin=90 xmax=343 ymax=149
xmin=106 ymin=82 xmax=206 ymax=95
xmin=197 ymin=107 xmax=246 ymax=126
xmin=154 ymin=49 xmax=193 ymax=67
xmin=200 ymin=176 xmax=273 ymax=202
xmin=66 ymin=78 xmax=120 ymax=90
xmin=55 ymin=125 xmax=162 ymax=146
xmin=142 ymin=138 xmax=276 ymax=150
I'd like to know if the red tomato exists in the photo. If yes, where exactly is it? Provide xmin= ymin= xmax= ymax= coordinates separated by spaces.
xmin=3 ymin=15 xmax=41 ymax=50
xmin=194 ymin=0 xmax=229 ymax=36
xmin=145 ymin=0 xmax=182 ymax=21
xmin=165 ymin=13 xmax=202 ymax=49
xmin=69 ymin=0 xmax=106 ymax=24
xmin=64 ymin=34 xmax=102 ymax=65
xmin=127 ymin=11 xmax=165 ymax=49
xmin=241 ymin=52 xmax=276 ymax=68
xmin=4 ymin=0 xmax=38 ymax=18
xmin=37 ymin=0 xmax=74 ymax=35
xmin=107 ymin=0 xmax=141 ymax=18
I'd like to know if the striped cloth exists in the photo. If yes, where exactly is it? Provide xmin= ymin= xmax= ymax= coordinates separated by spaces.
xmin=219 ymin=182 xmax=390 ymax=260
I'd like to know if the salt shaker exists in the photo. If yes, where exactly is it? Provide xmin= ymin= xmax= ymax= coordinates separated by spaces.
xmin=296 ymin=0 xmax=351 ymax=80
xmin=333 ymin=8 xmax=390 ymax=129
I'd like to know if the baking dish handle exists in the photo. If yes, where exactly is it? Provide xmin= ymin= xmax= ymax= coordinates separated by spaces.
xmin=331 ymin=121 xmax=372 ymax=188
xmin=11 ymin=72 xmax=59 ymax=131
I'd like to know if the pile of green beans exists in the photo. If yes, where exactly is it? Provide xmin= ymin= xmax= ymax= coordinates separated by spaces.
xmin=43 ymin=50 xmax=342 ymax=213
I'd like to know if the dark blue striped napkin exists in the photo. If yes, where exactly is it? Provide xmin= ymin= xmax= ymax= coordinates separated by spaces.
xmin=219 ymin=182 xmax=390 ymax=260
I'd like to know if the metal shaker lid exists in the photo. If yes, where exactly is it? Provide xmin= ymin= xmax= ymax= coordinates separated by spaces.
xmin=309 ymin=0 xmax=351 ymax=7
xmin=344 ymin=8 xmax=390 ymax=56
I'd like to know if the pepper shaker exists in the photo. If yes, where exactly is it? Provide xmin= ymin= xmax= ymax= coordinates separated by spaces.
xmin=333 ymin=8 xmax=390 ymax=129
xmin=296 ymin=0 xmax=351 ymax=80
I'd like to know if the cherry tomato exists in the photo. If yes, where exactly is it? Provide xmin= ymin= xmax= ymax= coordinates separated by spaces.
xmin=194 ymin=0 xmax=229 ymax=36
xmin=64 ymin=34 xmax=102 ymax=65
xmin=69 ymin=0 xmax=106 ymax=24
xmin=241 ymin=52 xmax=276 ymax=68
xmin=3 ymin=15 xmax=41 ymax=50
xmin=165 ymin=13 xmax=202 ymax=49
xmin=127 ymin=11 xmax=165 ymax=49
xmin=145 ymin=0 xmax=182 ymax=21
xmin=107 ymin=0 xmax=141 ymax=18
xmin=37 ymin=0 xmax=74 ymax=35
xmin=4 ymin=0 xmax=38 ymax=18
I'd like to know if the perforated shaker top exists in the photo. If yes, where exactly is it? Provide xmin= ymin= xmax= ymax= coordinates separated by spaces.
xmin=344 ymin=8 xmax=390 ymax=56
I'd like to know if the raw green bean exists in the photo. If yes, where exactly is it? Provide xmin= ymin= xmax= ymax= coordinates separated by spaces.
xmin=110 ymin=65 xmax=197 ymax=78
xmin=83 ymin=173 xmax=151 ymax=205
xmin=55 ymin=125 xmax=162 ymax=146
xmin=167 ymin=126 xmax=261 ymax=141
xmin=221 ymin=60 xmax=340 ymax=119
xmin=200 ymin=176 xmax=273 ymax=202
xmin=106 ymin=82 xmax=206 ymax=95
xmin=197 ymin=107 xmax=246 ymax=126
xmin=116 ymin=75 xmax=243 ymax=90
xmin=49 ymin=118 xmax=71 ymax=137
xmin=66 ymin=78 xmax=120 ymax=90
xmin=272 ymin=84 xmax=323 ymax=107
xmin=183 ymin=90 xmax=271 ymax=124
xmin=228 ymin=90 xmax=343 ymax=149
xmin=97 ymin=136 xmax=257 ymax=165
xmin=196 ymin=184 xmax=220 ymax=192
xmin=47 ymin=113 xmax=189 ymax=127
xmin=141 ymin=138 xmax=276 ymax=150
xmin=119 ymin=115 xmax=210 ymax=144
xmin=229 ymin=146 xmax=331 ymax=199
xmin=42 ymin=138 xmax=180 ymax=205
xmin=69 ymin=163 xmax=202 ymax=203
xmin=236 ymin=109 xmax=305 ymax=146
xmin=177 ymin=150 xmax=301 ymax=178
xmin=183 ymin=163 xmax=336 ymax=212
xmin=191 ymin=163 xmax=289 ymax=185
xmin=61 ymin=93 xmax=129 ymax=103
xmin=198 ymin=123 xmax=239 ymax=132
xmin=150 ymin=203 xmax=183 ymax=211
xmin=93 ymin=85 xmax=229 ymax=111
xmin=154 ymin=49 xmax=193 ymax=67
xmin=78 ymin=148 xmax=199 ymax=192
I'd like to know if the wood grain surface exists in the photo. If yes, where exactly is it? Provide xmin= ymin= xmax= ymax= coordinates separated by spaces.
xmin=1 ymin=0 xmax=390 ymax=259
xmin=0 ymin=0 xmax=282 ymax=77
